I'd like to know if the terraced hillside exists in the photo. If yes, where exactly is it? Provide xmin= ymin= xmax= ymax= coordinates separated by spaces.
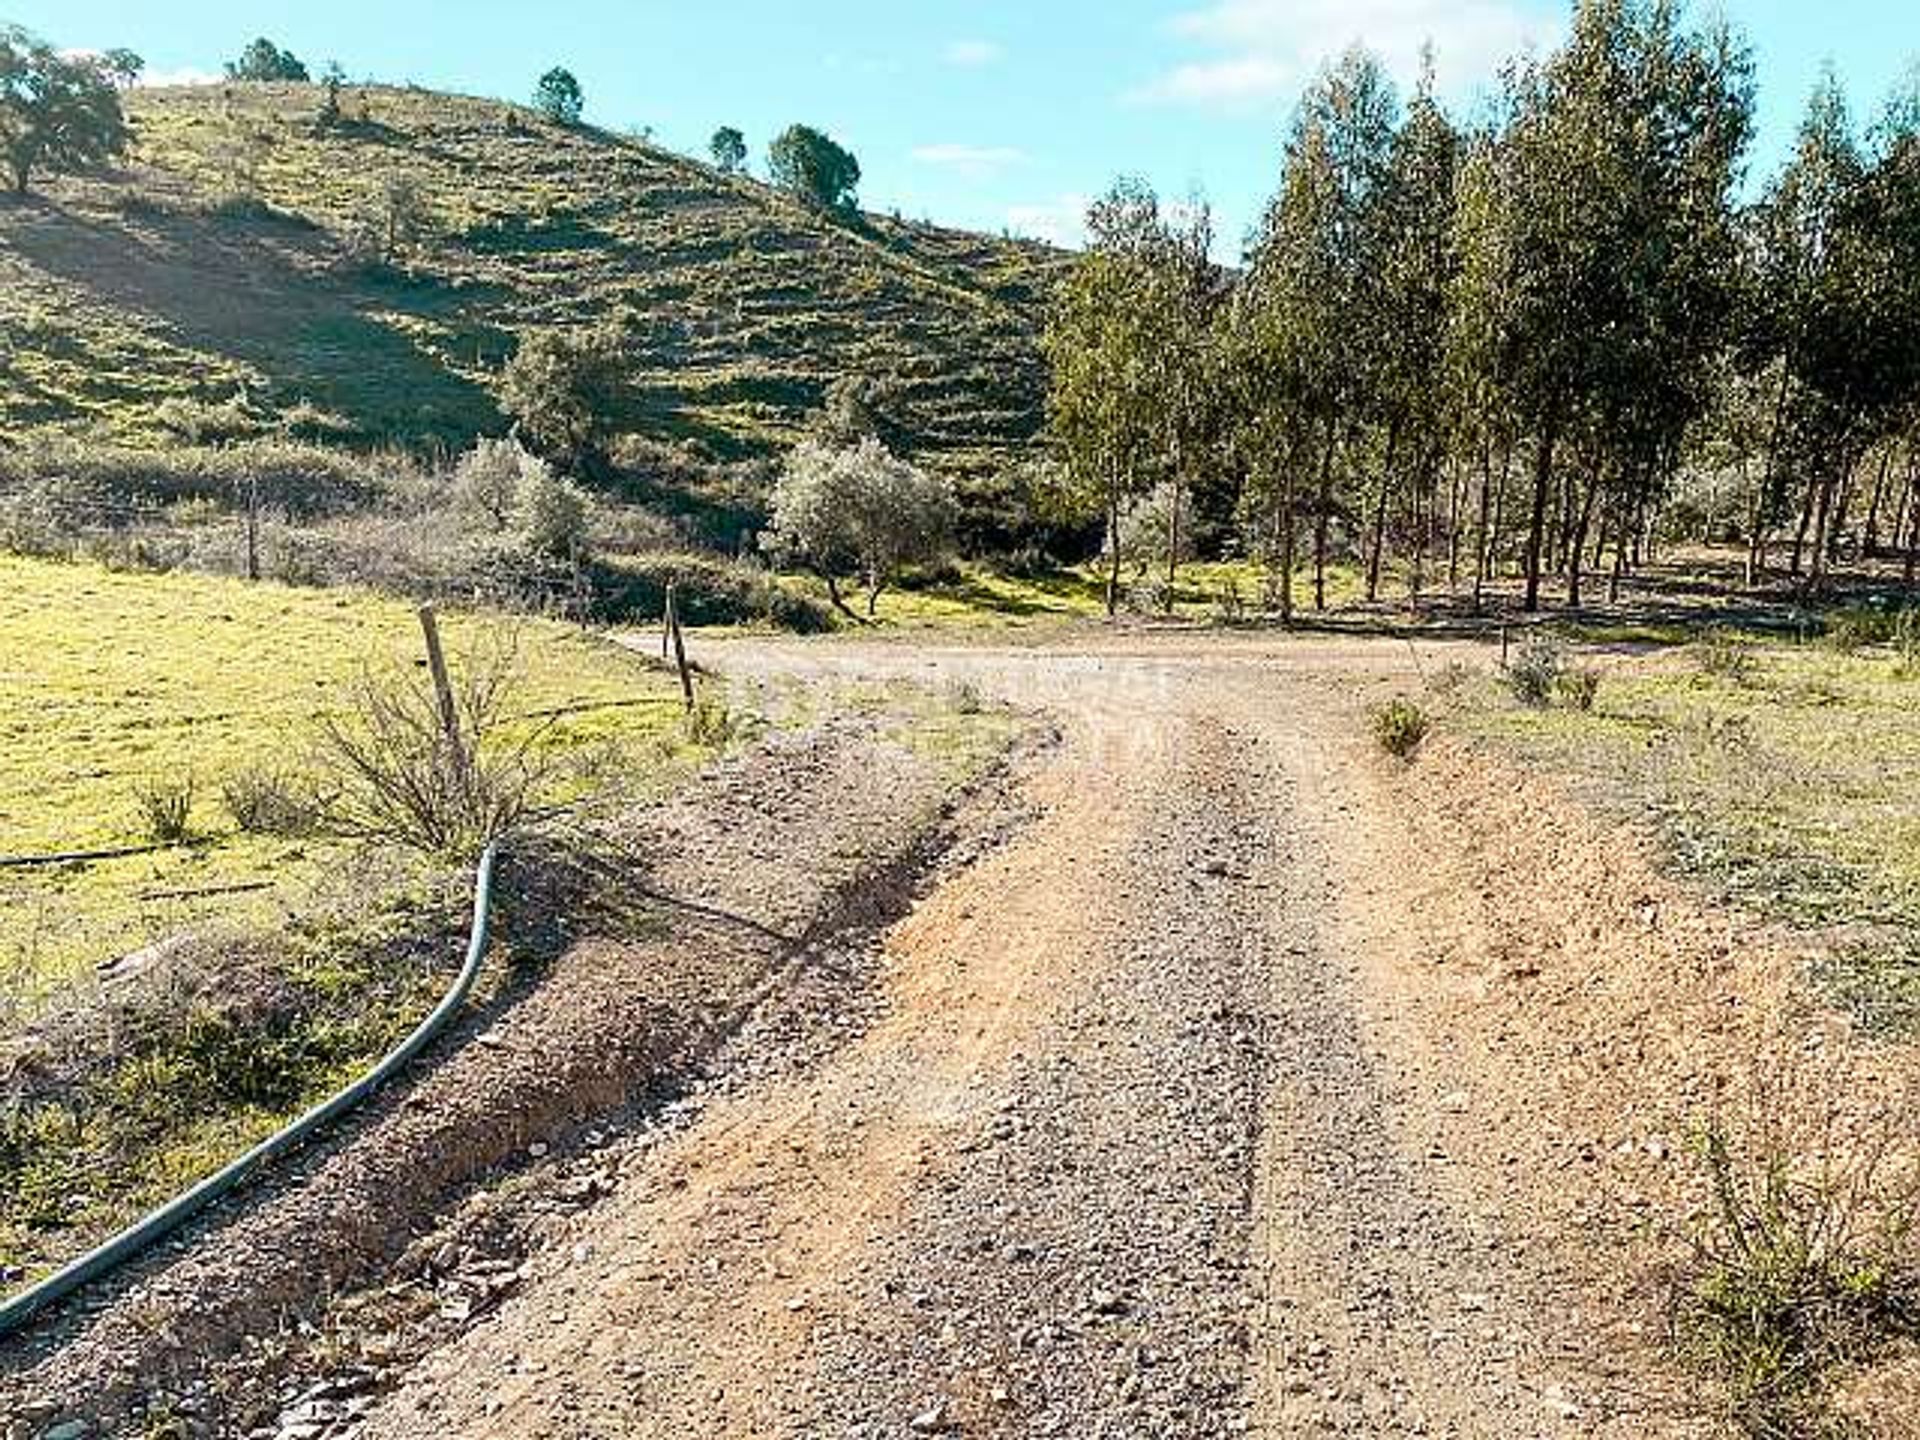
xmin=0 ymin=82 xmax=1065 ymax=472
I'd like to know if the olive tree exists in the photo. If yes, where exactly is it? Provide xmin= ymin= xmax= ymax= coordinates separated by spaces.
xmin=0 ymin=28 xmax=129 ymax=196
xmin=498 ymin=322 xmax=628 ymax=474
xmin=763 ymin=437 xmax=957 ymax=617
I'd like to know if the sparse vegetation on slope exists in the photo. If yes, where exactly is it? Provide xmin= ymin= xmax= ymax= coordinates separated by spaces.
xmin=0 ymin=82 xmax=1063 ymax=489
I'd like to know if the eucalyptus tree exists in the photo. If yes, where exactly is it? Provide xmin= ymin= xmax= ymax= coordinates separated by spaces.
xmin=1454 ymin=0 xmax=1751 ymax=609
xmin=1242 ymin=48 xmax=1398 ymax=611
xmin=1363 ymin=55 xmax=1460 ymax=600
xmin=1445 ymin=125 xmax=1525 ymax=605
xmin=1043 ymin=179 xmax=1184 ymax=615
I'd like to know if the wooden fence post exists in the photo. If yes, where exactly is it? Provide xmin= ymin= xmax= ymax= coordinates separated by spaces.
xmin=667 ymin=585 xmax=695 ymax=712
xmin=417 ymin=605 xmax=468 ymax=776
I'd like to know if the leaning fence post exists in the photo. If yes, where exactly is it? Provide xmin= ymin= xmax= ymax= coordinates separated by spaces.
xmin=417 ymin=604 xmax=468 ymax=777
xmin=667 ymin=584 xmax=695 ymax=712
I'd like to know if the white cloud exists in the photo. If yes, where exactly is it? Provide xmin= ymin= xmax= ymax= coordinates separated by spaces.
xmin=1006 ymin=193 xmax=1092 ymax=250
xmin=1134 ymin=0 xmax=1559 ymax=110
xmin=945 ymin=39 xmax=1004 ymax=68
xmin=912 ymin=143 xmax=1029 ymax=179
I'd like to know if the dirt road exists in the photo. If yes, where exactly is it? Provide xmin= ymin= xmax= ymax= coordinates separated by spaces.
xmin=352 ymin=632 xmax=1705 ymax=1439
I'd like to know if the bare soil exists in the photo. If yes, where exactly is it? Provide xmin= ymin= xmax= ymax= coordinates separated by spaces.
xmin=8 ymin=630 xmax=1904 ymax=1438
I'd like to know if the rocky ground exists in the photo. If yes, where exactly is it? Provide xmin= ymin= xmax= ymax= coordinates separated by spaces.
xmin=7 ymin=630 xmax=1900 ymax=1438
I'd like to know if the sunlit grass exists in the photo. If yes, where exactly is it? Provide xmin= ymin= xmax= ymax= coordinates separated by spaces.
xmin=0 ymin=552 xmax=695 ymax=1005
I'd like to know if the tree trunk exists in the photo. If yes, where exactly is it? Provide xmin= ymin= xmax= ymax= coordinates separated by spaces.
xmin=1789 ymin=471 xmax=1818 ymax=577
xmin=1104 ymin=479 xmax=1122 ymax=619
xmin=1523 ymin=411 xmax=1559 ymax=613
xmin=9 ymin=159 xmax=27 ymax=196
xmin=1472 ymin=436 xmax=1495 ymax=609
xmin=824 ymin=571 xmax=859 ymax=622
xmin=1906 ymin=452 xmax=1920 ymax=588
xmin=1365 ymin=416 xmax=1402 ymax=602
xmin=1279 ymin=465 xmax=1298 ymax=626
xmin=1443 ymin=456 xmax=1459 ymax=591
xmin=1313 ymin=414 xmax=1337 ymax=612
xmin=1808 ymin=465 xmax=1838 ymax=591
xmin=1827 ymin=448 xmax=1860 ymax=564
xmin=1565 ymin=466 xmax=1600 ymax=609
xmin=1753 ymin=358 xmax=1793 ymax=584
xmin=1864 ymin=448 xmax=1892 ymax=557
xmin=866 ymin=569 xmax=883 ymax=616
xmin=1164 ymin=452 xmax=1182 ymax=617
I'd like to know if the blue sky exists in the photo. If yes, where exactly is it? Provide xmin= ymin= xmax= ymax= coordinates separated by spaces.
xmin=8 ymin=2 xmax=1916 ymax=259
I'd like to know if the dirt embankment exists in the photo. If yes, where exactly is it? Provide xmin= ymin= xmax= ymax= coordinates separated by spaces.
xmin=0 ymin=710 xmax=1035 ymax=1437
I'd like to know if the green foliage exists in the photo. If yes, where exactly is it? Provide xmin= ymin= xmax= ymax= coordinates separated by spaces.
xmin=762 ymin=437 xmax=959 ymax=615
xmin=710 ymin=125 xmax=747 ymax=174
xmin=513 ymin=465 xmax=592 ymax=562
xmin=1044 ymin=179 xmax=1216 ymax=615
xmin=225 ymin=36 xmax=309 ymax=83
xmin=1371 ymin=697 xmax=1429 ymax=756
xmin=0 ymin=25 xmax=130 ymax=194
xmin=1674 ymin=1084 xmax=1920 ymax=1436
xmin=133 ymin=773 xmax=196 ymax=844
xmin=767 ymin=123 xmax=860 ymax=211
xmin=533 ymin=67 xmax=583 ymax=124
xmin=498 ymin=324 xmax=629 ymax=471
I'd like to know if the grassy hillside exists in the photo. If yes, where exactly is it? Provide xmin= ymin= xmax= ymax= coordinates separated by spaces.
xmin=0 ymin=82 xmax=1065 ymax=474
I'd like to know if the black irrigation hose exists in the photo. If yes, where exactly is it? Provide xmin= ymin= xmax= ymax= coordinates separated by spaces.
xmin=0 ymin=842 xmax=501 ymax=1339
xmin=0 ymin=842 xmax=173 ymax=871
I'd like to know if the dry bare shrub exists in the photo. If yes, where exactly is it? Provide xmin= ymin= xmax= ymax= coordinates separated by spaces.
xmin=1695 ymin=627 xmax=1756 ymax=683
xmin=1672 ymin=1056 xmax=1920 ymax=1436
xmin=221 ymin=765 xmax=330 ymax=836
xmin=1556 ymin=665 xmax=1602 ymax=711
xmin=319 ymin=630 xmax=558 ymax=858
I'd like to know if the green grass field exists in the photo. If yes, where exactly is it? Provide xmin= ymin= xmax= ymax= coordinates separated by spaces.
xmin=0 ymin=553 xmax=715 ymax=1284
xmin=0 ymin=553 xmax=696 ymax=1010
xmin=765 ymin=558 xmax=1384 ymax=632
xmin=1454 ymin=632 xmax=1920 ymax=1027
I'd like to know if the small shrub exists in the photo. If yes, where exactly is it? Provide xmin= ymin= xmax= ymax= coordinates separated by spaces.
xmin=1673 ymin=1076 xmax=1920 ymax=1436
xmin=1556 ymin=665 xmax=1602 ymax=711
xmin=513 ymin=467 xmax=592 ymax=563
xmin=222 ymin=766 xmax=327 ymax=837
xmin=1371 ymin=697 xmax=1428 ymax=757
xmin=1504 ymin=637 xmax=1563 ymax=708
xmin=1696 ymin=628 xmax=1755 ymax=683
xmin=684 ymin=697 xmax=737 ymax=748
xmin=945 ymin=679 xmax=984 ymax=715
xmin=1213 ymin=575 xmax=1246 ymax=625
xmin=1894 ymin=609 xmax=1920 ymax=678
xmin=134 ymin=775 xmax=196 ymax=844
